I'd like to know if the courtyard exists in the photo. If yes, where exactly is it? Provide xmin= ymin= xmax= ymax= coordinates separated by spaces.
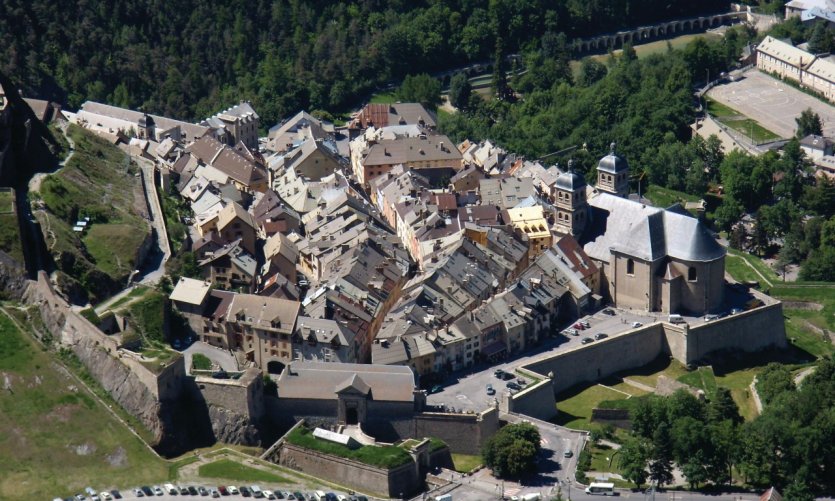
xmin=707 ymin=69 xmax=835 ymax=139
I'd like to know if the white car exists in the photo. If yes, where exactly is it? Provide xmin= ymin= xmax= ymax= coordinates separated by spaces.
xmin=263 ymin=490 xmax=276 ymax=500
xmin=228 ymin=486 xmax=240 ymax=495
xmin=631 ymin=321 xmax=643 ymax=328
xmin=99 ymin=493 xmax=112 ymax=501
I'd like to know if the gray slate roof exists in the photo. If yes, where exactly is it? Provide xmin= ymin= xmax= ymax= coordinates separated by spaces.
xmin=584 ymin=193 xmax=725 ymax=263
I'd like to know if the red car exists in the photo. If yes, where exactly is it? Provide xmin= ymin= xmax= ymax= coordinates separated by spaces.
xmin=219 ymin=486 xmax=229 ymax=496
xmin=573 ymin=322 xmax=585 ymax=330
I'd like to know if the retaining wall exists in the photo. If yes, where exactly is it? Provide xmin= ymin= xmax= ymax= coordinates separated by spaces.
xmin=523 ymin=324 xmax=666 ymax=395
xmin=503 ymin=378 xmax=557 ymax=421
xmin=278 ymin=443 xmax=421 ymax=498
xmin=686 ymin=300 xmax=787 ymax=363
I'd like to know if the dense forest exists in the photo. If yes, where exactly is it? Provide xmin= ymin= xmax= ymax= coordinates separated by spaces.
xmin=1 ymin=0 xmax=728 ymax=126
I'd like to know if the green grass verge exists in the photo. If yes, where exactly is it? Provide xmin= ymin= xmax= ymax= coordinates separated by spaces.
xmin=197 ymin=459 xmax=291 ymax=483
xmin=83 ymin=223 xmax=146 ymax=279
xmin=192 ymin=353 xmax=212 ymax=370
xmin=0 ymin=310 xmax=167 ymax=500
xmin=0 ymin=213 xmax=23 ymax=263
xmin=286 ymin=427 xmax=413 ymax=468
xmin=721 ymin=118 xmax=781 ymax=143
xmin=725 ymin=254 xmax=764 ymax=286
xmin=452 ymin=453 xmax=482 ymax=473
xmin=677 ymin=366 xmax=718 ymax=399
xmin=644 ymin=184 xmax=699 ymax=209
xmin=369 ymin=91 xmax=397 ymax=104
xmin=106 ymin=286 xmax=151 ymax=312
xmin=784 ymin=309 xmax=835 ymax=358
xmin=556 ymin=384 xmax=631 ymax=430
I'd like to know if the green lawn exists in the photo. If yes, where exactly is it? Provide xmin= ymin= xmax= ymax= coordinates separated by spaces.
xmin=728 ymin=249 xmax=777 ymax=287
xmin=705 ymin=98 xmax=740 ymax=119
xmin=369 ymin=91 xmax=397 ymax=104
xmin=106 ymin=286 xmax=152 ymax=312
xmin=197 ymin=459 xmax=291 ymax=483
xmin=192 ymin=353 xmax=212 ymax=370
xmin=0 ymin=212 xmax=23 ymax=263
xmin=452 ymin=453 xmax=482 ymax=473
xmin=722 ymin=118 xmax=781 ymax=143
xmin=84 ymin=223 xmax=146 ymax=278
xmin=644 ymin=184 xmax=699 ymax=209
xmin=286 ymin=426 xmax=413 ymax=468
xmin=677 ymin=366 xmax=718 ymax=399
xmin=556 ymin=384 xmax=631 ymax=430
xmin=725 ymin=254 xmax=765 ymax=286
xmin=0 ymin=310 xmax=168 ymax=500
xmin=784 ymin=309 xmax=835 ymax=358
xmin=622 ymin=356 xmax=689 ymax=388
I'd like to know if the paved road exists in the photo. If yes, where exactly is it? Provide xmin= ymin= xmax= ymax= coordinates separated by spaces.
xmin=182 ymin=342 xmax=240 ymax=372
xmin=75 ymin=486 xmax=374 ymax=501
xmin=127 ymin=152 xmax=171 ymax=286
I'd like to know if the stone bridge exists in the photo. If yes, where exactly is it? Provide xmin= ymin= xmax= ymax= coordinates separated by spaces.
xmin=572 ymin=11 xmax=748 ymax=54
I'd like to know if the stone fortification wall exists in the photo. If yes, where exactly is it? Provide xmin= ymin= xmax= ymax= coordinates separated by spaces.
xmin=25 ymin=272 xmax=185 ymax=447
xmin=524 ymin=324 xmax=666 ymax=395
xmin=0 ymin=250 xmax=28 ymax=299
xmin=278 ymin=443 xmax=421 ymax=498
xmin=686 ymin=297 xmax=787 ymax=363
xmin=193 ymin=368 xmax=264 ymax=445
xmin=502 ymin=378 xmax=557 ymax=421
xmin=412 ymin=407 xmax=499 ymax=455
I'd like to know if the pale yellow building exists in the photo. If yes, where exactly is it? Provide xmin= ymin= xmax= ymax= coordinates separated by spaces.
xmin=501 ymin=206 xmax=553 ymax=261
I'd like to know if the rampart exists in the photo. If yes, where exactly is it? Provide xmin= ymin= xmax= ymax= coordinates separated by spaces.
xmin=278 ymin=443 xmax=422 ymax=498
xmin=515 ymin=298 xmax=787 ymax=409
xmin=25 ymin=271 xmax=186 ymax=446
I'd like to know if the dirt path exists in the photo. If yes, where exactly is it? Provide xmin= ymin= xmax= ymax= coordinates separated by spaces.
xmin=621 ymin=378 xmax=656 ymax=393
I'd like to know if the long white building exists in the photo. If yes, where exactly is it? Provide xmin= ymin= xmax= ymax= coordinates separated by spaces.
xmin=757 ymin=35 xmax=835 ymax=101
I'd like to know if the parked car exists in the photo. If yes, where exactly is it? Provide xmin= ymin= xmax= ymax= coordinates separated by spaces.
xmin=429 ymin=385 xmax=443 ymax=394
xmin=218 ymin=486 xmax=229 ymax=496
xmin=228 ymin=486 xmax=240 ymax=495
xmin=188 ymin=486 xmax=199 ymax=495
xmin=99 ymin=493 xmax=112 ymax=501
xmin=704 ymin=314 xmax=719 ymax=322
xmin=211 ymin=490 xmax=220 ymax=498
xmin=179 ymin=486 xmax=189 ymax=495
xmin=110 ymin=491 xmax=122 ymax=500
xmin=602 ymin=308 xmax=616 ymax=316
xmin=152 ymin=486 xmax=164 ymax=496
xmin=564 ymin=450 xmax=574 ymax=458
xmin=133 ymin=489 xmax=144 ymax=498
xmin=594 ymin=333 xmax=608 ymax=340
xmin=240 ymin=486 xmax=252 ymax=497
xmin=141 ymin=487 xmax=154 ymax=497
xmin=212 ymin=370 xmax=230 ymax=379
xmin=199 ymin=487 xmax=209 ymax=496
xmin=501 ymin=372 xmax=515 ymax=381
xmin=581 ymin=337 xmax=593 ymax=344
xmin=581 ymin=320 xmax=591 ymax=328
xmin=486 ymin=383 xmax=495 ymax=395
xmin=507 ymin=382 xmax=522 ymax=391
xmin=563 ymin=328 xmax=578 ymax=336
xmin=730 ymin=307 xmax=743 ymax=315
xmin=631 ymin=321 xmax=643 ymax=328
xmin=572 ymin=322 xmax=585 ymax=330
xmin=493 ymin=369 xmax=505 ymax=378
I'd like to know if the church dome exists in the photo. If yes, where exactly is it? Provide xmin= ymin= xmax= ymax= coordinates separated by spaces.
xmin=555 ymin=170 xmax=586 ymax=191
xmin=597 ymin=143 xmax=628 ymax=174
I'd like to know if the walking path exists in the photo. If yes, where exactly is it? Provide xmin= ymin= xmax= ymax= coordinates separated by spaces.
xmin=622 ymin=378 xmax=656 ymax=393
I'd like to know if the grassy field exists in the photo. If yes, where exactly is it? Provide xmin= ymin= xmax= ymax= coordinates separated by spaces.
xmin=644 ymin=184 xmax=699 ymax=209
xmin=197 ymin=459 xmax=291 ymax=484
xmin=705 ymin=97 xmax=781 ymax=142
xmin=0 ymin=309 xmax=168 ymax=500
xmin=555 ymin=384 xmax=635 ymax=430
xmin=727 ymin=249 xmax=777 ymax=287
xmin=36 ymin=125 xmax=149 ymax=302
xmin=286 ymin=426 xmax=412 ymax=468
xmin=571 ymin=33 xmax=720 ymax=76
xmin=452 ymin=453 xmax=482 ymax=473
xmin=84 ymin=223 xmax=146 ymax=278
xmin=725 ymin=254 xmax=765 ymax=286
xmin=368 ymin=91 xmax=397 ymax=104
xmin=677 ymin=366 xmax=719 ymax=399
xmin=0 ymin=189 xmax=23 ymax=263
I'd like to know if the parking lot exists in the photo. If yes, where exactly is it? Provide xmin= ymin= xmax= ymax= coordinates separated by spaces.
xmin=707 ymin=69 xmax=835 ymax=139
xmin=59 ymin=484 xmax=373 ymax=501
xmin=426 ymin=308 xmax=659 ymax=414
